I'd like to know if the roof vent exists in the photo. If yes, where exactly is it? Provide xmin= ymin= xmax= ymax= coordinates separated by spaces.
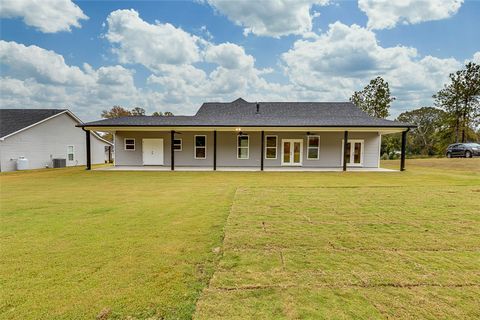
xmin=256 ymin=102 xmax=260 ymax=114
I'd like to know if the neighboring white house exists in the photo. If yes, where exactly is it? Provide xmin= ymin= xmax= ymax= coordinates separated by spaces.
xmin=0 ymin=109 xmax=112 ymax=172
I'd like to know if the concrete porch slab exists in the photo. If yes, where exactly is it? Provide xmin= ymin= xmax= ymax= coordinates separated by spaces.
xmin=94 ymin=166 xmax=396 ymax=172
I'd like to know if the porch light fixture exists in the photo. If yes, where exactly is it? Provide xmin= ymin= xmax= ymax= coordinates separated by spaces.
xmin=235 ymin=127 xmax=242 ymax=132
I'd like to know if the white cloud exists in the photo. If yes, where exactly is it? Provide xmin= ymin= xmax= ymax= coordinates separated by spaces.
xmin=204 ymin=0 xmax=329 ymax=37
xmin=0 ymin=0 xmax=88 ymax=33
xmin=0 ymin=40 xmax=154 ymax=120
xmin=0 ymin=40 xmax=91 ymax=85
xmin=104 ymin=10 xmax=284 ymax=107
xmin=471 ymin=51 xmax=480 ymax=64
xmin=281 ymin=22 xmax=461 ymax=113
xmin=358 ymin=0 xmax=463 ymax=30
xmin=204 ymin=42 xmax=254 ymax=69
xmin=105 ymin=9 xmax=202 ymax=70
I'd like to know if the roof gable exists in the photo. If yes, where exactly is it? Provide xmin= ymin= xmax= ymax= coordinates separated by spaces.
xmin=0 ymin=109 xmax=70 ymax=139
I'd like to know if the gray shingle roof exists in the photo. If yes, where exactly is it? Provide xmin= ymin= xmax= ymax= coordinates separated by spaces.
xmin=0 ymin=109 xmax=67 ymax=138
xmin=80 ymin=99 xmax=414 ymax=128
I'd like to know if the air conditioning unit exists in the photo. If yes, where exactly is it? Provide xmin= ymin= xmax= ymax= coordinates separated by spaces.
xmin=52 ymin=158 xmax=66 ymax=168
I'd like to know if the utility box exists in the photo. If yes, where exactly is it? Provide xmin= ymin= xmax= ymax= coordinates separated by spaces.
xmin=16 ymin=157 xmax=29 ymax=170
xmin=52 ymin=158 xmax=66 ymax=168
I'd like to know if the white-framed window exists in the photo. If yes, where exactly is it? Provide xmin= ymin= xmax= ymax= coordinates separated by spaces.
xmin=173 ymin=138 xmax=182 ymax=151
xmin=265 ymin=135 xmax=277 ymax=159
xmin=194 ymin=135 xmax=207 ymax=159
xmin=67 ymin=145 xmax=75 ymax=161
xmin=307 ymin=135 xmax=320 ymax=160
xmin=124 ymin=138 xmax=135 ymax=151
xmin=237 ymin=135 xmax=249 ymax=159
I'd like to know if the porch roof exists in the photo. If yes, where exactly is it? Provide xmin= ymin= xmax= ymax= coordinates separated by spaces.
xmin=78 ymin=98 xmax=415 ymax=130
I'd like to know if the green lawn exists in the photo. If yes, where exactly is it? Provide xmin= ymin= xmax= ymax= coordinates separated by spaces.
xmin=1 ymin=159 xmax=479 ymax=319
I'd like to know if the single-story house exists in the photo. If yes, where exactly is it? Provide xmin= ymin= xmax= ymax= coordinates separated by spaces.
xmin=78 ymin=98 xmax=415 ymax=171
xmin=0 ymin=109 xmax=112 ymax=172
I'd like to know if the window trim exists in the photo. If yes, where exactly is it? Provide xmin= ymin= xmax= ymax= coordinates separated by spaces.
xmin=194 ymin=135 xmax=207 ymax=159
xmin=173 ymin=138 xmax=182 ymax=152
xmin=124 ymin=138 xmax=135 ymax=151
xmin=264 ymin=135 xmax=278 ymax=160
xmin=237 ymin=134 xmax=249 ymax=160
xmin=307 ymin=135 xmax=320 ymax=160
xmin=67 ymin=145 xmax=75 ymax=162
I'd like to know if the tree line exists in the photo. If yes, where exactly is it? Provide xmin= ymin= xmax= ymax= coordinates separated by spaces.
xmin=350 ymin=62 xmax=479 ymax=158
xmin=101 ymin=106 xmax=174 ymax=118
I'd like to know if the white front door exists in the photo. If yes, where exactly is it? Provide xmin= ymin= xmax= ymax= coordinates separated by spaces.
xmin=281 ymin=139 xmax=303 ymax=166
xmin=342 ymin=139 xmax=364 ymax=166
xmin=142 ymin=139 xmax=164 ymax=165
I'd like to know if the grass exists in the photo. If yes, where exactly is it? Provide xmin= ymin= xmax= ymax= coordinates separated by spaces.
xmin=1 ymin=159 xmax=479 ymax=319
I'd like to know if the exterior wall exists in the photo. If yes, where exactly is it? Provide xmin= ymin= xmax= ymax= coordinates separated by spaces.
xmin=114 ymin=130 xmax=381 ymax=168
xmin=91 ymin=135 xmax=109 ymax=164
xmin=115 ymin=131 xmax=214 ymax=167
xmin=0 ymin=113 xmax=110 ymax=172
xmin=348 ymin=131 xmax=381 ymax=168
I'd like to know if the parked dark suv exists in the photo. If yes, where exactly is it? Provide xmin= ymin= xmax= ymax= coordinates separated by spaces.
xmin=446 ymin=143 xmax=480 ymax=158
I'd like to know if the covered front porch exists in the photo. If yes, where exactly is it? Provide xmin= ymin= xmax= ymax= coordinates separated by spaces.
xmin=83 ymin=126 xmax=409 ymax=172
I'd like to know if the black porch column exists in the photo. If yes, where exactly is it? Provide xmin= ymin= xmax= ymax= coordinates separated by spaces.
xmin=213 ymin=130 xmax=217 ymax=171
xmin=343 ymin=131 xmax=349 ymax=171
xmin=171 ymin=130 xmax=175 ymax=171
xmin=400 ymin=129 xmax=408 ymax=171
xmin=260 ymin=131 xmax=264 ymax=171
xmin=84 ymin=129 xmax=91 ymax=170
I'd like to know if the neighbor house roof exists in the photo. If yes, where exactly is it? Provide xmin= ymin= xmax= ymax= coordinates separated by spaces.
xmin=0 ymin=109 xmax=67 ymax=139
xmin=0 ymin=109 xmax=113 ymax=144
xmin=79 ymin=98 xmax=415 ymax=128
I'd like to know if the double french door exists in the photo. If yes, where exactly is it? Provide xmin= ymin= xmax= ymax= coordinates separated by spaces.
xmin=281 ymin=139 xmax=303 ymax=166
xmin=343 ymin=139 xmax=364 ymax=166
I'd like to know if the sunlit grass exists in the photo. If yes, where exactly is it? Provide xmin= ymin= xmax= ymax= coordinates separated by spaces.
xmin=1 ymin=159 xmax=479 ymax=319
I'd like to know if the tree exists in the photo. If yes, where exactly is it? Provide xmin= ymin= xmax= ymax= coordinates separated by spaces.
xmin=152 ymin=111 xmax=174 ymax=116
xmin=350 ymin=76 xmax=395 ymax=118
xmin=397 ymin=107 xmax=447 ymax=155
xmin=131 ymin=107 xmax=146 ymax=116
xmin=434 ymin=62 xmax=480 ymax=143
xmin=101 ymin=106 xmax=131 ymax=119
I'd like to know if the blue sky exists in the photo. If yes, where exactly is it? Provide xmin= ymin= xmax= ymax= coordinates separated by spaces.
xmin=1 ymin=0 xmax=479 ymax=120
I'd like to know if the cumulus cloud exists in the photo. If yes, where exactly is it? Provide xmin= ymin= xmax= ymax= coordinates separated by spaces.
xmin=0 ymin=0 xmax=88 ymax=33
xmin=104 ymin=9 xmax=283 ymax=107
xmin=282 ymin=22 xmax=461 ymax=112
xmin=358 ymin=0 xmax=463 ymax=30
xmin=471 ymin=51 xmax=480 ymax=64
xmin=105 ymin=9 xmax=202 ymax=70
xmin=205 ymin=0 xmax=329 ymax=37
xmin=0 ymin=40 xmax=153 ymax=119
xmin=0 ymin=41 xmax=91 ymax=85
xmin=204 ymin=43 xmax=254 ymax=69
